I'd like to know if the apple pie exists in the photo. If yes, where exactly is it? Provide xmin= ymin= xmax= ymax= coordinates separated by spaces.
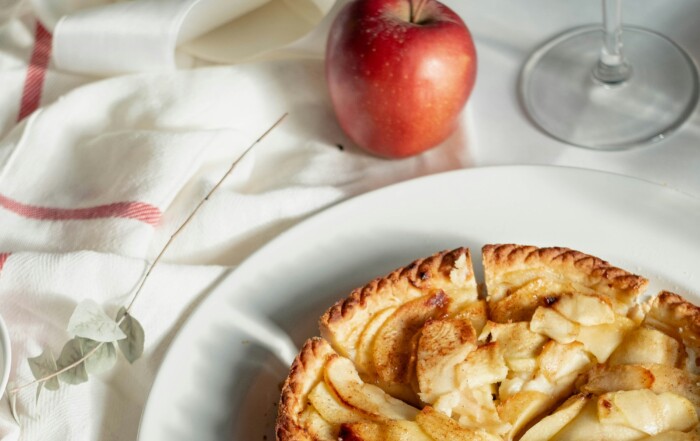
xmin=276 ymin=245 xmax=700 ymax=441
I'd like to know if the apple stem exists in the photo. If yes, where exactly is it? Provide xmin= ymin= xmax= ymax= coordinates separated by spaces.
xmin=410 ymin=0 xmax=429 ymax=24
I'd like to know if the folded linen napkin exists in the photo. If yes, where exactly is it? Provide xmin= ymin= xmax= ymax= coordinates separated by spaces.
xmin=31 ymin=0 xmax=336 ymax=75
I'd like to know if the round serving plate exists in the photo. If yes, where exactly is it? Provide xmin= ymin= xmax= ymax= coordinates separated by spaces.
xmin=138 ymin=165 xmax=700 ymax=441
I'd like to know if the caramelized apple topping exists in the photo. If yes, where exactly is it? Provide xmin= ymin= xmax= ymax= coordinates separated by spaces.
xmin=279 ymin=245 xmax=700 ymax=441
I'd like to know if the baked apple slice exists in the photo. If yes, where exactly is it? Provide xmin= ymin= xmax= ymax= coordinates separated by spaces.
xmin=581 ymin=364 xmax=656 ymax=394
xmin=574 ymin=316 xmax=636 ymax=363
xmin=416 ymin=317 xmax=477 ymax=403
xmin=529 ymin=307 xmax=579 ymax=344
xmin=548 ymin=400 xmax=646 ymax=441
xmin=642 ymin=431 xmax=700 ymax=441
xmin=372 ymin=291 xmax=451 ymax=385
xmin=338 ymin=421 xmax=384 ymax=441
xmin=455 ymin=342 xmax=508 ymax=390
xmin=455 ymin=299 xmax=489 ymax=335
xmin=415 ymin=406 xmax=501 ymax=441
xmin=608 ymin=327 xmax=685 ymax=367
xmin=308 ymin=381 xmax=367 ymax=425
xmin=278 ymin=338 xmax=420 ymax=440
xmin=354 ymin=307 xmax=396 ymax=375
xmin=643 ymin=291 xmax=700 ymax=371
xmin=482 ymin=244 xmax=648 ymax=323
xmin=497 ymin=391 xmax=552 ymax=441
xmin=597 ymin=390 xmax=698 ymax=435
xmin=323 ymin=355 xmax=419 ymax=421
xmin=479 ymin=321 xmax=547 ymax=375
xmin=321 ymin=248 xmax=478 ymax=359
xmin=519 ymin=394 xmax=590 ymax=441
xmin=550 ymin=292 xmax=615 ymax=326
xmin=338 ymin=420 xmax=432 ymax=441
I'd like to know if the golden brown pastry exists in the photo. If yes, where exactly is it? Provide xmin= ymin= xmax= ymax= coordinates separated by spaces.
xmin=276 ymin=245 xmax=700 ymax=441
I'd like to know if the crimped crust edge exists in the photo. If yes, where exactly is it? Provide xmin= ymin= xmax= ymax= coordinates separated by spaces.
xmin=276 ymin=337 xmax=336 ymax=441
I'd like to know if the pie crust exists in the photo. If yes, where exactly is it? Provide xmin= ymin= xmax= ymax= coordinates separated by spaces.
xmin=482 ymin=244 xmax=648 ymax=321
xmin=276 ymin=244 xmax=700 ymax=441
xmin=320 ymin=247 xmax=478 ymax=358
xmin=277 ymin=338 xmax=337 ymax=441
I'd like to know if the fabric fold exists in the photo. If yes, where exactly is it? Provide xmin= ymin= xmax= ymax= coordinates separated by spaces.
xmin=47 ymin=0 xmax=336 ymax=75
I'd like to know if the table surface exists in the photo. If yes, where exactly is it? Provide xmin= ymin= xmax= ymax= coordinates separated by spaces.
xmin=1 ymin=1 xmax=699 ymax=440
xmin=445 ymin=0 xmax=700 ymax=197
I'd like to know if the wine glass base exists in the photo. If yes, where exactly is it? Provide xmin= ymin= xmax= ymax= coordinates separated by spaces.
xmin=519 ymin=26 xmax=699 ymax=150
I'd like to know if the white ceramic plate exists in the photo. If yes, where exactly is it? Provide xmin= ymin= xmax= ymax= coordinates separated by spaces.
xmin=138 ymin=165 xmax=700 ymax=441
xmin=0 ymin=314 xmax=10 ymax=399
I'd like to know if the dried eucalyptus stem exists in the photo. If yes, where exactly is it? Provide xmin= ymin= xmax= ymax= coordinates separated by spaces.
xmin=8 ymin=112 xmax=288 ymax=397
xmin=123 ymin=112 xmax=288 ymax=315
xmin=8 ymin=344 xmax=104 ymax=395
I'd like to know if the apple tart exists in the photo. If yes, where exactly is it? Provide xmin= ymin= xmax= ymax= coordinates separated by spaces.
xmin=276 ymin=245 xmax=700 ymax=441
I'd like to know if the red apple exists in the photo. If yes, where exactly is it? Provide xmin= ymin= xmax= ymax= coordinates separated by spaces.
xmin=325 ymin=0 xmax=477 ymax=158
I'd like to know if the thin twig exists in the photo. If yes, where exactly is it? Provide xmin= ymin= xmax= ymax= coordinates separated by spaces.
xmin=123 ymin=112 xmax=288 ymax=315
xmin=8 ymin=112 xmax=288 ymax=396
xmin=9 ymin=343 xmax=104 ymax=395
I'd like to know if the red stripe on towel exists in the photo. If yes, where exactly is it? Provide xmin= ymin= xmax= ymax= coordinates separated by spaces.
xmin=0 ymin=194 xmax=161 ymax=226
xmin=0 ymin=253 xmax=9 ymax=273
xmin=17 ymin=22 xmax=52 ymax=121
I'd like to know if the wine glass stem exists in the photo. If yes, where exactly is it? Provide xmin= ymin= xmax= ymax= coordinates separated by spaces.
xmin=594 ymin=0 xmax=631 ymax=85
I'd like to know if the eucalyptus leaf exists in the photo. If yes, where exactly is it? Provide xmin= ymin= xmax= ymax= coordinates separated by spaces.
xmin=35 ymin=384 xmax=42 ymax=403
xmin=27 ymin=349 xmax=60 ymax=391
xmin=67 ymin=299 xmax=126 ymax=343
xmin=56 ymin=338 xmax=89 ymax=385
xmin=116 ymin=307 xmax=145 ymax=364
xmin=81 ymin=339 xmax=117 ymax=374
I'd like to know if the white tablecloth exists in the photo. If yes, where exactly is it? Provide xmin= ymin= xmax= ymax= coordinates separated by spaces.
xmin=459 ymin=0 xmax=700 ymax=196
xmin=0 ymin=0 xmax=698 ymax=440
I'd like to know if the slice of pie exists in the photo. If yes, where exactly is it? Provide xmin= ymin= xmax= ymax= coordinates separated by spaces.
xmin=276 ymin=244 xmax=700 ymax=441
xmin=482 ymin=244 xmax=648 ymax=322
xmin=319 ymin=248 xmax=481 ymax=403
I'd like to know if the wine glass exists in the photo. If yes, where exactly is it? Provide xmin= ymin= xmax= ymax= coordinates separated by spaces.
xmin=519 ymin=0 xmax=699 ymax=150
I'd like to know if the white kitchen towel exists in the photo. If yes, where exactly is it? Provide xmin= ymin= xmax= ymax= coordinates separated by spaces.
xmin=0 ymin=59 xmax=474 ymax=264
xmin=0 ymin=251 xmax=229 ymax=441
xmin=0 ymin=27 xmax=475 ymax=441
